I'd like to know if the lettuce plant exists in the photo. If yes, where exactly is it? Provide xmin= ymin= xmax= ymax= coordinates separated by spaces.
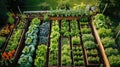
xmin=84 ymin=41 xmax=96 ymax=50
xmin=62 ymin=44 xmax=71 ymax=65
xmin=72 ymin=36 xmax=80 ymax=45
xmin=34 ymin=45 xmax=47 ymax=67
xmin=70 ymin=20 xmax=80 ymax=36
xmin=61 ymin=19 xmax=70 ymax=37
xmin=98 ymin=27 xmax=113 ymax=38
xmin=82 ymin=34 xmax=94 ymax=42
xmin=88 ymin=56 xmax=99 ymax=63
xmin=101 ymin=37 xmax=115 ymax=48
xmin=105 ymin=48 xmax=119 ymax=56
xmin=81 ymin=27 xmax=91 ymax=34
xmin=108 ymin=55 xmax=120 ymax=67
xmin=49 ymin=20 xmax=59 ymax=65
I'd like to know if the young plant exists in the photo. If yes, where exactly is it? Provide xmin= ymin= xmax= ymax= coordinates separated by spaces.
xmin=93 ymin=14 xmax=107 ymax=29
xmin=87 ymin=49 xmax=98 ymax=56
xmin=17 ymin=19 xmax=26 ymax=29
xmin=101 ymin=37 xmax=115 ymax=48
xmin=61 ymin=19 xmax=70 ymax=37
xmin=34 ymin=45 xmax=47 ymax=67
xmin=108 ymin=55 xmax=120 ymax=67
xmin=88 ymin=56 xmax=99 ymax=63
xmin=6 ymin=29 xmax=22 ymax=52
xmin=70 ymin=20 xmax=80 ymax=36
xmin=49 ymin=21 xmax=59 ymax=65
xmin=98 ymin=27 xmax=113 ymax=38
xmin=72 ymin=36 xmax=80 ymax=45
xmin=84 ymin=41 xmax=96 ymax=50
xmin=62 ymin=44 xmax=71 ymax=66
xmin=105 ymin=48 xmax=119 ymax=56
xmin=81 ymin=26 xmax=91 ymax=34
xmin=82 ymin=34 xmax=94 ymax=42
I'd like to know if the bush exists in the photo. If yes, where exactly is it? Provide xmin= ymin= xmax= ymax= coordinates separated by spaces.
xmin=72 ymin=36 xmax=80 ymax=45
xmin=84 ymin=41 xmax=96 ymax=50
xmin=82 ymin=34 xmax=94 ymax=42
xmin=101 ymin=37 xmax=115 ymax=48
xmin=105 ymin=48 xmax=119 ymax=56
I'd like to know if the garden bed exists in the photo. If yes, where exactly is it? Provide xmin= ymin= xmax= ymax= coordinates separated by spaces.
xmin=0 ymin=15 xmax=106 ymax=67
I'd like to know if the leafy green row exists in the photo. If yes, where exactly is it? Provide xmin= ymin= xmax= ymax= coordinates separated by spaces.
xmin=6 ymin=29 xmax=22 ymax=52
xmin=73 ymin=47 xmax=84 ymax=66
xmin=34 ymin=45 xmax=47 ymax=67
xmin=61 ymin=19 xmax=70 ymax=37
xmin=39 ymin=21 xmax=50 ymax=44
xmin=70 ymin=20 xmax=79 ymax=36
xmin=62 ymin=44 xmax=71 ymax=65
xmin=94 ymin=14 xmax=120 ymax=66
xmin=49 ymin=9 xmax=90 ymax=17
xmin=49 ymin=20 xmax=60 ymax=65
xmin=18 ymin=18 xmax=40 ymax=67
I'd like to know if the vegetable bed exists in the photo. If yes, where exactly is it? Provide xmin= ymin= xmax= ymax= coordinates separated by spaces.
xmin=0 ymin=14 xmax=105 ymax=67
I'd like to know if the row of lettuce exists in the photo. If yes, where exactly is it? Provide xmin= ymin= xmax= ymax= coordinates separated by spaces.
xmin=93 ymin=14 xmax=120 ymax=67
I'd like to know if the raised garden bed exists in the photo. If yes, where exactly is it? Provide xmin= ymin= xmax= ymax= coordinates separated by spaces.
xmin=0 ymin=15 xmax=107 ymax=67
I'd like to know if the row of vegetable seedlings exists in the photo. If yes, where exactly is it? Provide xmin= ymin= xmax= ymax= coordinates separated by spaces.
xmin=80 ymin=18 xmax=102 ymax=67
xmin=0 ymin=17 xmax=28 ymax=66
xmin=93 ymin=14 xmax=120 ymax=67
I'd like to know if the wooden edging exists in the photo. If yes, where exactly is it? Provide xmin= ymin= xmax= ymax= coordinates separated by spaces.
xmin=90 ymin=17 xmax=110 ymax=67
